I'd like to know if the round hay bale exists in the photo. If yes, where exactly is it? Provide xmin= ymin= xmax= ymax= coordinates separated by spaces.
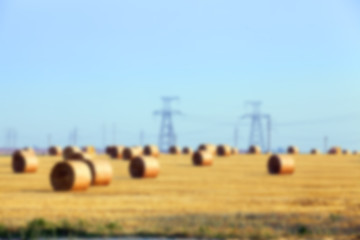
xmin=267 ymin=155 xmax=295 ymax=175
xmin=287 ymin=146 xmax=299 ymax=155
xmin=353 ymin=150 xmax=359 ymax=155
xmin=65 ymin=152 xmax=93 ymax=161
xmin=143 ymin=145 xmax=160 ymax=157
xmin=63 ymin=146 xmax=81 ymax=159
xmin=48 ymin=146 xmax=62 ymax=156
xmin=12 ymin=150 xmax=38 ymax=173
xmin=123 ymin=146 xmax=143 ymax=160
xmin=248 ymin=145 xmax=261 ymax=154
xmin=129 ymin=156 xmax=160 ymax=178
xmin=82 ymin=146 xmax=96 ymax=155
xmin=328 ymin=146 xmax=342 ymax=155
xmin=343 ymin=149 xmax=350 ymax=155
xmin=105 ymin=145 xmax=115 ymax=155
xmin=310 ymin=149 xmax=320 ymax=155
xmin=88 ymin=160 xmax=112 ymax=185
xmin=182 ymin=147 xmax=193 ymax=155
xmin=192 ymin=150 xmax=213 ymax=166
xmin=66 ymin=158 xmax=113 ymax=186
xmin=232 ymin=147 xmax=238 ymax=155
xmin=169 ymin=146 xmax=181 ymax=154
xmin=50 ymin=161 xmax=91 ymax=191
xmin=23 ymin=147 xmax=36 ymax=155
xmin=106 ymin=146 xmax=124 ymax=159
xmin=217 ymin=145 xmax=232 ymax=156
xmin=198 ymin=144 xmax=217 ymax=155
xmin=76 ymin=160 xmax=113 ymax=186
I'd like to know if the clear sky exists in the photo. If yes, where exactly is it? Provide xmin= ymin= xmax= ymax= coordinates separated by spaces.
xmin=0 ymin=0 xmax=360 ymax=152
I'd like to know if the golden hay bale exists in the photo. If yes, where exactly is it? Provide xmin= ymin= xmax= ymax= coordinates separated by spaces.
xmin=12 ymin=150 xmax=38 ymax=173
xmin=113 ymin=146 xmax=125 ymax=159
xmin=328 ymin=146 xmax=342 ymax=155
xmin=169 ymin=146 xmax=181 ymax=154
xmin=106 ymin=146 xmax=124 ymax=159
xmin=353 ymin=150 xmax=359 ymax=155
xmin=287 ymin=146 xmax=299 ymax=155
xmin=216 ymin=145 xmax=232 ymax=156
xmin=123 ymin=146 xmax=143 ymax=160
xmin=248 ymin=145 xmax=262 ymax=154
xmin=105 ymin=145 xmax=114 ymax=155
xmin=129 ymin=156 xmax=160 ymax=178
xmin=82 ymin=146 xmax=96 ymax=155
xmin=50 ymin=161 xmax=91 ymax=191
xmin=343 ymin=149 xmax=350 ymax=155
xmin=23 ymin=147 xmax=36 ymax=155
xmin=48 ymin=146 xmax=62 ymax=156
xmin=63 ymin=146 xmax=81 ymax=159
xmin=267 ymin=155 xmax=295 ymax=175
xmin=310 ymin=149 xmax=320 ymax=155
xmin=65 ymin=152 xmax=94 ymax=161
xmin=68 ymin=159 xmax=113 ymax=186
xmin=182 ymin=147 xmax=193 ymax=155
xmin=198 ymin=144 xmax=217 ymax=155
xmin=232 ymin=147 xmax=238 ymax=155
xmin=192 ymin=150 xmax=213 ymax=166
xmin=143 ymin=145 xmax=160 ymax=157
xmin=87 ymin=160 xmax=112 ymax=186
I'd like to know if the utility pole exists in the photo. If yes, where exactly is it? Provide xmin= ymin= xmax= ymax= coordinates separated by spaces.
xmin=69 ymin=127 xmax=78 ymax=145
xmin=154 ymin=96 xmax=181 ymax=152
xmin=6 ymin=128 xmax=16 ymax=150
xmin=12 ymin=129 xmax=17 ymax=149
xmin=4 ymin=130 xmax=9 ymax=149
xmin=102 ymin=124 xmax=107 ymax=148
xmin=47 ymin=134 xmax=52 ymax=147
xmin=112 ymin=123 xmax=117 ymax=144
xmin=241 ymin=101 xmax=271 ymax=152
xmin=324 ymin=136 xmax=328 ymax=153
xmin=139 ymin=130 xmax=145 ymax=146
xmin=233 ymin=126 xmax=238 ymax=149
xmin=6 ymin=129 xmax=11 ymax=149
xmin=264 ymin=115 xmax=271 ymax=153
xmin=74 ymin=127 xmax=78 ymax=145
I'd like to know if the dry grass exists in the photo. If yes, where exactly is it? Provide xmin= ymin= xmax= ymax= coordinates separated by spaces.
xmin=0 ymin=153 xmax=360 ymax=238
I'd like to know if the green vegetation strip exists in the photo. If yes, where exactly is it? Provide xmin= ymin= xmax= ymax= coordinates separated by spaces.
xmin=0 ymin=213 xmax=359 ymax=239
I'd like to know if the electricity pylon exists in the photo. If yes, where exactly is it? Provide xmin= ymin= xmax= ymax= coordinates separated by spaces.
xmin=241 ymin=101 xmax=271 ymax=152
xmin=154 ymin=97 xmax=181 ymax=152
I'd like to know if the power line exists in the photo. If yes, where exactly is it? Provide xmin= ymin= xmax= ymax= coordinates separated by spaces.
xmin=275 ymin=113 xmax=360 ymax=127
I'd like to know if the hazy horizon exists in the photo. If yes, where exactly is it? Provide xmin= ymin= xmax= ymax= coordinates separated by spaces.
xmin=1 ymin=0 xmax=360 ymax=151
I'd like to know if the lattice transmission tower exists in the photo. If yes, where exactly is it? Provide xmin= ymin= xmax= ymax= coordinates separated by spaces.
xmin=154 ymin=97 xmax=181 ymax=152
xmin=241 ymin=101 xmax=271 ymax=152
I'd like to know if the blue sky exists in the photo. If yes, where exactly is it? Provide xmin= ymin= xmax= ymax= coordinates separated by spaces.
xmin=0 ymin=0 xmax=360 ymax=151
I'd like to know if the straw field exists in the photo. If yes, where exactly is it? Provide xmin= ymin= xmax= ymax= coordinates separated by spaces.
xmin=0 ymin=153 xmax=360 ymax=238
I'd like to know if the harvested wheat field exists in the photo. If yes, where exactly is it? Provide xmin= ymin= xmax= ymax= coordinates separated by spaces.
xmin=0 ymin=154 xmax=360 ymax=238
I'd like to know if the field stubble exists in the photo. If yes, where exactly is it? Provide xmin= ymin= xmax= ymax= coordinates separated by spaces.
xmin=0 ymin=153 xmax=360 ymax=238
